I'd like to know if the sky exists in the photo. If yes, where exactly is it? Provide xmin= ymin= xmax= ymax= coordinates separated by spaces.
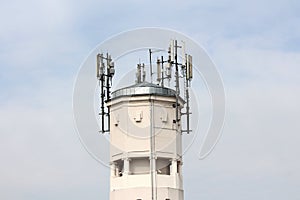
xmin=1 ymin=0 xmax=300 ymax=199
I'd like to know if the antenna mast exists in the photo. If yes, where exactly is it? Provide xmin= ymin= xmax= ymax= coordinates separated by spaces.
xmin=154 ymin=39 xmax=193 ymax=134
xmin=149 ymin=49 xmax=153 ymax=83
xmin=96 ymin=53 xmax=115 ymax=134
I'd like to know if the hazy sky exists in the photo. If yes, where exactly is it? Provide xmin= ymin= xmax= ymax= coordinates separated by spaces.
xmin=1 ymin=0 xmax=300 ymax=199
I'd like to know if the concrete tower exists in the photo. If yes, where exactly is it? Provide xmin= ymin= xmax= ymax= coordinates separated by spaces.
xmin=96 ymin=40 xmax=193 ymax=200
xmin=107 ymin=82 xmax=184 ymax=200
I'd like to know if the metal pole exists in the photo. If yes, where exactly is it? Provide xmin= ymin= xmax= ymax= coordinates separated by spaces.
xmin=185 ymin=54 xmax=191 ymax=134
xmin=149 ymin=49 xmax=153 ymax=83
xmin=186 ymin=82 xmax=190 ymax=134
xmin=175 ymin=40 xmax=180 ymax=123
xmin=101 ymin=72 xmax=105 ymax=133
xmin=161 ymin=56 xmax=164 ymax=88
xmin=150 ymin=97 xmax=157 ymax=200
xmin=106 ymin=53 xmax=111 ymax=132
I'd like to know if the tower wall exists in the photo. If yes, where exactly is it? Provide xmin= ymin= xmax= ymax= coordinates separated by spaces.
xmin=107 ymin=93 xmax=184 ymax=200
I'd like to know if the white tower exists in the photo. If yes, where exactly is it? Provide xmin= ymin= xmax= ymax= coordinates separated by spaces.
xmin=107 ymin=82 xmax=184 ymax=200
xmin=96 ymin=40 xmax=193 ymax=200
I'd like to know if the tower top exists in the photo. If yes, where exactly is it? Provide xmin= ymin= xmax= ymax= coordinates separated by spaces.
xmin=111 ymin=81 xmax=177 ymax=100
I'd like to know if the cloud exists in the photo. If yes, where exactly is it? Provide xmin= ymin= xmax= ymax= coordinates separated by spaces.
xmin=183 ymin=32 xmax=300 ymax=199
xmin=1 ymin=0 xmax=300 ymax=199
xmin=0 ymin=92 xmax=110 ymax=200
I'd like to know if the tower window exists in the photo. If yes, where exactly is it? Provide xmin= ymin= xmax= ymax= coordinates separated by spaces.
xmin=156 ymin=158 xmax=171 ymax=175
xmin=114 ymin=159 xmax=124 ymax=177
xmin=130 ymin=157 xmax=150 ymax=175
xmin=177 ymin=161 xmax=181 ymax=174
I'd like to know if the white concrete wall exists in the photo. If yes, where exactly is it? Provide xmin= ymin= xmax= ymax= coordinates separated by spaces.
xmin=111 ymin=187 xmax=183 ymax=200
xmin=108 ymin=94 xmax=184 ymax=200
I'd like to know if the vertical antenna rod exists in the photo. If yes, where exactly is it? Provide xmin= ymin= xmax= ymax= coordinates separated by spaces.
xmin=185 ymin=62 xmax=190 ymax=134
xmin=149 ymin=49 xmax=153 ymax=83
xmin=175 ymin=40 xmax=180 ymax=123
xmin=184 ymin=53 xmax=193 ymax=134
xmin=161 ymin=56 xmax=164 ymax=88
xmin=156 ymin=58 xmax=161 ymax=84
xmin=106 ymin=53 xmax=111 ymax=132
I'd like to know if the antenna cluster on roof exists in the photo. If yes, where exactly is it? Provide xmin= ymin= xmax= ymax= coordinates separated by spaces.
xmin=96 ymin=39 xmax=194 ymax=135
xmin=151 ymin=40 xmax=193 ymax=86
xmin=149 ymin=39 xmax=193 ymax=134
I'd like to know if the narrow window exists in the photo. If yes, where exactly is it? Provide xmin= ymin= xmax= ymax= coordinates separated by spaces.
xmin=114 ymin=159 xmax=124 ymax=177
xmin=177 ymin=161 xmax=181 ymax=174
xmin=156 ymin=158 xmax=171 ymax=175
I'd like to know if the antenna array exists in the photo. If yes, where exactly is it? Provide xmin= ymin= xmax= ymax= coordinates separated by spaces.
xmin=96 ymin=53 xmax=115 ymax=133
xmin=150 ymin=39 xmax=193 ymax=134
xmin=96 ymin=40 xmax=194 ymax=134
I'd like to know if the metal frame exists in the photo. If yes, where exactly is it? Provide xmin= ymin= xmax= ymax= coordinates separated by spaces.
xmin=96 ymin=53 xmax=115 ymax=133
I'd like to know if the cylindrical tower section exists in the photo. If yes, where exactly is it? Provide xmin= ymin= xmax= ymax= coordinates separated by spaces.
xmin=107 ymin=82 xmax=185 ymax=200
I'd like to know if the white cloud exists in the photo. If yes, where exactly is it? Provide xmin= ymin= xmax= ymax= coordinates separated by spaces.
xmin=1 ymin=0 xmax=300 ymax=199
xmin=0 ymin=95 xmax=109 ymax=199
xmin=182 ymin=32 xmax=300 ymax=199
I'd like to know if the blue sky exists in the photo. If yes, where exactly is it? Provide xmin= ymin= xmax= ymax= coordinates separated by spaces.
xmin=1 ymin=0 xmax=300 ymax=199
